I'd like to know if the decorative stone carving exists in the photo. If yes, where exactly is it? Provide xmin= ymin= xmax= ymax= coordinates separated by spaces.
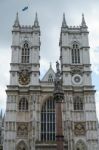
xmin=70 ymin=66 xmax=83 ymax=75
xmin=74 ymin=122 xmax=86 ymax=136
xmin=17 ymin=123 xmax=28 ymax=137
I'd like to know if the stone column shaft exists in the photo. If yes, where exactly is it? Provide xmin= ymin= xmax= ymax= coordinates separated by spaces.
xmin=56 ymin=102 xmax=64 ymax=150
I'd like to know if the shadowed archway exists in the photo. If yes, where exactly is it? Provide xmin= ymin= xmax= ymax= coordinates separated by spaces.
xmin=76 ymin=140 xmax=87 ymax=150
xmin=16 ymin=141 xmax=28 ymax=150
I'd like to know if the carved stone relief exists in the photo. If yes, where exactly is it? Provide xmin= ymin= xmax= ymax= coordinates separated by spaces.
xmin=70 ymin=66 xmax=83 ymax=76
xmin=17 ymin=123 xmax=28 ymax=137
xmin=74 ymin=122 xmax=86 ymax=136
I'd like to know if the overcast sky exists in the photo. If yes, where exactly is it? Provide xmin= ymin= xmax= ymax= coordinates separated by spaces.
xmin=0 ymin=0 xmax=99 ymax=119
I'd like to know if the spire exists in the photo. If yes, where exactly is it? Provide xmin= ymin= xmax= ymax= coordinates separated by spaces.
xmin=81 ymin=13 xmax=87 ymax=27
xmin=62 ymin=13 xmax=68 ymax=28
xmin=13 ymin=12 xmax=20 ymax=27
xmin=34 ymin=12 xmax=39 ymax=27
xmin=50 ymin=62 xmax=52 ymax=68
xmin=0 ymin=110 xmax=2 ymax=119
xmin=1 ymin=110 xmax=2 ymax=119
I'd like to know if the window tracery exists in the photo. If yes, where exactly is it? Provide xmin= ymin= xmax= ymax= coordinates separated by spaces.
xmin=74 ymin=96 xmax=83 ymax=110
xmin=72 ymin=43 xmax=80 ymax=64
xmin=19 ymin=98 xmax=28 ymax=111
xmin=21 ymin=42 xmax=30 ymax=63
xmin=48 ymin=74 xmax=53 ymax=83
xmin=41 ymin=97 xmax=55 ymax=141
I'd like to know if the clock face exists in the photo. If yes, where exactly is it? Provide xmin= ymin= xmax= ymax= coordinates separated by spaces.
xmin=19 ymin=70 xmax=30 ymax=85
xmin=72 ymin=74 xmax=82 ymax=85
xmin=74 ymin=76 xmax=80 ymax=83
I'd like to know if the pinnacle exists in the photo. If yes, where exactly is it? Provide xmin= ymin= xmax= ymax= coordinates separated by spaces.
xmin=50 ymin=62 xmax=52 ymax=68
xmin=81 ymin=13 xmax=87 ymax=27
xmin=62 ymin=13 xmax=68 ymax=28
xmin=34 ymin=12 xmax=39 ymax=27
xmin=0 ymin=110 xmax=2 ymax=119
xmin=13 ymin=12 xmax=20 ymax=27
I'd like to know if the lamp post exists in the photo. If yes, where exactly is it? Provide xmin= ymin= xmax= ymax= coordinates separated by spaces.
xmin=54 ymin=61 xmax=64 ymax=150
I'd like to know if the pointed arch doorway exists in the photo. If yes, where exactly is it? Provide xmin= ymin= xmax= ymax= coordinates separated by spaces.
xmin=16 ymin=141 xmax=28 ymax=150
xmin=76 ymin=140 xmax=87 ymax=150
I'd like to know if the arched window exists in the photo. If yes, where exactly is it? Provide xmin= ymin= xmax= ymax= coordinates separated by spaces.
xmin=48 ymin=74 xmax=53 ymax=83
xmin=19 ymin=98 xmax=28 ymax=111
xmin=41 ymin=98 xmax=55 ymax=141
xmin=72 ymin=43 xmax=80 ymax=64
xmin=74 ymin=96 xmax=83 ymax=111
xmin=21 ymin=42 xmax=30 ymax=63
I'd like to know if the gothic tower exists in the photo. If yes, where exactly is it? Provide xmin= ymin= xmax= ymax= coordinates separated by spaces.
xmin=59 ymin=14 xmax=99 ymax=150
xmin=4 ymin=13 xmax=41 ymax=150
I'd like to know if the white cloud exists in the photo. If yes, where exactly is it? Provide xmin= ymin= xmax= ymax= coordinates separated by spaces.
xmin=96 ymin=91 xmax=99 ymax=102
xmin=90 ymin=48 xmax=99 ymax=75
xmin=0 ymin=86 xmax=6 ymax=112
xmin=0 ymin=48 xmax=10 ymax=112
xmin=0 ymin=49 xmax=10 ymax=85
xmin=96 ymin=91 xmax=99 ymax=120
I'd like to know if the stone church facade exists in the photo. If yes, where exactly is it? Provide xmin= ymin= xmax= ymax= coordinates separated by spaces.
xmin=3 ymin=13 xmax=99 ymax=150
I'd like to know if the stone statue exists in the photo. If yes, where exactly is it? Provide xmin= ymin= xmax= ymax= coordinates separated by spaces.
xmin=56 ymin=61 xmax=60 ymax=72
xmin=54 ymin=61 xmax=62 ymax=91
xmin=54 ymin=61 xmax=64 ymax=102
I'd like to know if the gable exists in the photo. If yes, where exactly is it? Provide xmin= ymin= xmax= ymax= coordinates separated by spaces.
xmin=42 ymin=67 xmax=55 ymax=82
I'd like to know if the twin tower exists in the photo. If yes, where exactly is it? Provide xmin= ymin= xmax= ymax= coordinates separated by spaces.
xmin=4 ymin=13 xmax=99 ymax=150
